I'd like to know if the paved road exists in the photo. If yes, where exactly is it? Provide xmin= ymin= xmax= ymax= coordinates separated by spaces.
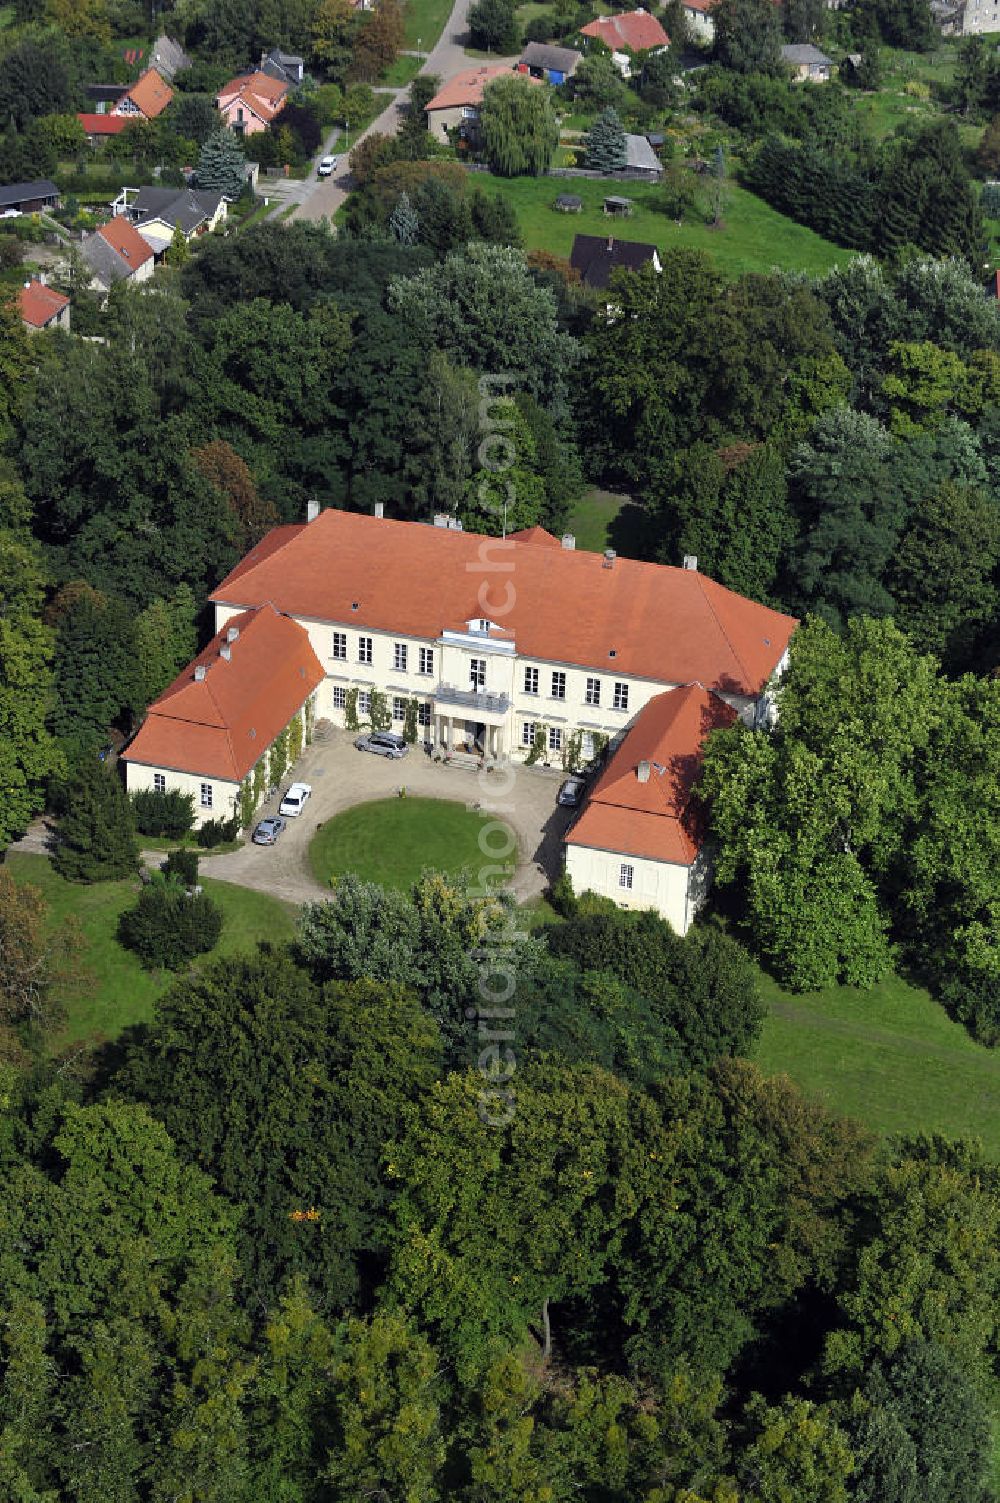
xmin=294 ymin=0 xmax=518 ymax=223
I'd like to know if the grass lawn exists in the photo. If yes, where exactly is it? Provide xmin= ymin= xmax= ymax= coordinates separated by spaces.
xmin=754 ymin=969 xmax=1000 ymax=1157
xmin=6 ymin=853 xmax=296 ymax=1050
xmin=403 ymin=0 xmax=454 ymax=52
xmin=567 ymin=488 xmax=625 ymax=552
xmin=381 ymin=54 xmax=424 ymax=86
xmin=309 ymin=796 xmax=515 ymax=891
xmin=491 ymin=176 xmax=853 ymax=278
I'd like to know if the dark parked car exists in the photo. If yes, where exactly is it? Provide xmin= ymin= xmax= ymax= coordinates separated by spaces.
xmin=355 ymin=732 xmax=408 ymax=759
xmin=252 ymin=816 xmax=286 ymax=845
xmin=557 ymin=776 xmax=587 ymax=808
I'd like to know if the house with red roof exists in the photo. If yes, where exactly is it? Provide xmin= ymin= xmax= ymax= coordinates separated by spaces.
xmin=17 ymin=279 xmax=70 ymax=332
xmin=77 ymin=113 xmax=132 ymax=142
xmin=425 ymin=64 xmax=538 ymax=142
xmin=113 ymin=67 xmax=174 ymax=121
xmin=679 ymin=0 xmax=718 ymax=40
xmin=81 ymin=216 xmax=156 ymax=293
xmin=580 ymin=9 xmax=670 ymax=75
xmin=216 ymin=70 xmax=290 ymax=135
xmin=564 ymin=684 xmax=736 ymax=932
xmin=123 ymin=605 xmax=325 ymax=826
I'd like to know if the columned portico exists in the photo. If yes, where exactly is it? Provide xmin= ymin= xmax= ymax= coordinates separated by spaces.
xmin=434 ymin=713 xmax=508 ymax=758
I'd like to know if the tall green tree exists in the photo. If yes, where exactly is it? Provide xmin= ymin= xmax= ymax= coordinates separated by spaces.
xmin=196 ymin=126 xmax=247 ymax=200
xmin=584 ymin=106 xmax=627 ymax=172
xmin=0 ymin=525 xmax=60 ymax=852
xmin=52 ymin=759 xmax=138 ymax=883
xmin=467 ymin=0 xmax=519 ymax=50
xmin=479 ymin=75 xmax=560 ymax=178
xmin=714 ymin=0 xmax=783 ymax=74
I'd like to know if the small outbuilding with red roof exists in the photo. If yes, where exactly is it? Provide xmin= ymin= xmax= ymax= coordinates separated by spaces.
xmin=81 ymin=215 xmax=156 ymax=292
xmin=17 ymin=279 xmax=70 ymax=332
xmin=580 ymin=9 xmax=669 ymax=75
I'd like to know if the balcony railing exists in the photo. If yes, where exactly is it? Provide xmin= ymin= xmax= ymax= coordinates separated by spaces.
xmin=434 ymin=682 xmax=510 ymax=715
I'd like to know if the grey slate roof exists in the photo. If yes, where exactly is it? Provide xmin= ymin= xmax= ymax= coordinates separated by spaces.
xmin=132 ymin=186 xmax=223 ymax=233
xmin=569 ymin=233 xmax=657 ymax=288
xmin=624 ymin=132 xmax=663 ymax=173
xmin=260 ymin=47 xmax=305 ymax=84
xmin=81 ymin=232 xmax=130 ymax=289
xmin=150 ymin=35 xmax=191 ymax=80
xmin=519 ymin=41 xmax=582 ymax=73
xmin=780 ymin=43 xmax=832 ymax=64
xmin=0 ymin=179 xmax=59 ymax=208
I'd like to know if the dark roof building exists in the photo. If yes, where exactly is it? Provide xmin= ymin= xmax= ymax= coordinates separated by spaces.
xmin=130 ymin=186 xmax=226 ymax=245
xmin=518 ymin=41 xmax=582 ymax=79
xmin=260 ymin=47 xmax=305 ymax=84
xmin=150 ymin=34 xmax=191 ymax=81
xmin=569 ymin=233 xmax=661 ymax=288
xmin=0 ymin=179 xmax=59 ymax=212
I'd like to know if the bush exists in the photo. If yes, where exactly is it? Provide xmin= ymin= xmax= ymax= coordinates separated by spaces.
xmin=163 ymin=848 xmax=199 ymax=887
xmin=53 ymin=761 xmax=138 ymax=884
xmin=196 ymin=815 xmax=240 ymax=849
xmin=548 ymin=869 xmax=578 ymax=917
xmin=132 ymin=788 xmax=196 ymax=839
xmin=117 ymin=876 xmax=223 ymax=971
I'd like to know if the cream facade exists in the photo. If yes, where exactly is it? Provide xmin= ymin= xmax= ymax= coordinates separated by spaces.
xmin=212 ymin=601 xmax=775 ymax=769
xmin=564 ymin=843 xmax=711 ymax=934
xmin=125 ymin=762 xmax=240 ymax=827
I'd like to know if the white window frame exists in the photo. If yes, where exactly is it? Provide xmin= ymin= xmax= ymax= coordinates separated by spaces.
xmin=521 ymin=721 xmax=536 ymax=746
xmin=200 ymin=782 xmax=213 ymax=809
xmin=332 ymin=685 xmax=347 ymax=710
xmin=581 ymin=732 xmax=595 ymax=761
xmin=332 ymin=630 xmax=347 ymax=660
xmin=417 ymin=702 xmax=431 ymax=726
xmin=358 ymin=635 xmax=373 ymax=665
xmin=393 ymin=642 xmax=408 ymax=673
xmin=470 ymin=657 xmax=486 ymax=689
xmin=419 ymin=647 xmax=434 ymax=676
xmin=153 ymin=772 xmax=166 ymax=794
xmin=392 ymin=696 xmax=407 ymax=722
xmin=613 ymin=681 xmax=629 ymax=711
xmin=358 ymin=690 xmax=372 ymax=717
xmin=619 ymin=862 xmax=634 ymax=890
xmin=585 ymin=677 xmax=601 ymax=706
xmin=548 ymin=726 xmax=562 ymax=751
xmin=524 ymin=666 xmax=539 ymax=695
xmin=551 ymin=671 xmax=566 ymax=701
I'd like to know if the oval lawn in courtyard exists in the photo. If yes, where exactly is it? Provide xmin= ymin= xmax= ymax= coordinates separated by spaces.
xmin=308 ymin=796 xmax=517 ymax=892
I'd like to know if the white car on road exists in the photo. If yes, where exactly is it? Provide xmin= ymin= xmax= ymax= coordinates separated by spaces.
xmin=279 ymin=782 xmax=312 ymax=816
xmin=317 ymin=155 xmax=338 ymax=177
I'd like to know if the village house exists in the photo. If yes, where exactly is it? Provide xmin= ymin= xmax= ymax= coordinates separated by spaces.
xmin=579 ymin=10 xmax=670 ymax=76
xmin=0 ymin=180 xmax=59 ymax=215
xmin=125 ymin=186 xmax=228 ymax=250
xmin=76 ymin=113 xmax=132 ymax=143
xmin=259 ymin=47 xmax=305 ymax=85
xmin=123 ymin=511 xmax=795 ymax=898
xmin=17 ymin=279 xmax=70 ymax=332
xmin=564 ymin=683 xmax=737 ymax=933
xmin=570 ymin=234 xmax=661 ymax=288
xmin=680 ymin=0 xmax=718 ymax=41
xmin=150 ymin=34 xmax=192 ymax=81
xmin=424 ymin=64 xmax=534 ymax=142
xmin=780 ymin=43 xmax=833 ymax=80
xmin=81 ymin=216 xmax=156 ymax=292
xmin=517 ymin=41 xmax=582 ymax=84
xmin=216 ymin=70 xmax=290 ymax=135
xmin=113 ymin=67 xmax=174 ymax=120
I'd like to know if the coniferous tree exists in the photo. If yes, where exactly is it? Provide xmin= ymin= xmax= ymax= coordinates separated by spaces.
xmin=53 ymin=759 xmax=138 ymax=883
xmin=389 ymin=190 xmax=420 ymax=245
xmin=585 ymin=107 xmax=628 ymax=173
xmin=196 ymin=127 xmax=247 ymax=201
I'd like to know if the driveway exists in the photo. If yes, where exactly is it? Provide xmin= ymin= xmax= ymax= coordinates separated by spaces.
xmin=198 ymin=724 xmax=575 ymax=906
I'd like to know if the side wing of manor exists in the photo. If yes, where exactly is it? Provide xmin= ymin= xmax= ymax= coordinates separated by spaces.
xmin=123 ymin=508 xmax=797 ymax=929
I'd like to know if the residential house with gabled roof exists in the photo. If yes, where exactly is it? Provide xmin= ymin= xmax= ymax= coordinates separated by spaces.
xmin=0 ymin=180 xmax=59 ymax=213
xmin=216 ymin=70 xmax=290 ymax=135
xmin=128 ymin=186 xmax=228 ymax=250
xmin=17 ymin=279 xmax=70 ymax=332
xmin=425 ymin=64 xmax=541 ymax=142
xmin=113 ymin=67 xmax=174 ymax=120
xmin=124 ymin=604 xmax=325 ymax=826
xmin=81 ymin=216 xmax=155 ymax=292
xmin=680 ymin=0 xmax=718 ymax=39
xmin=781 ymin=43 xmax=833 ymax=80
xmin=517 ymin=41 xmax=582 ymax=83
xmin=77 ymin=113 xmax=132 ymax=142
xmin=564 ymin=684 xmax=736 ymax=932
xmin=580 ymin=9 xmax=670 ymax=75
xmin=150 ymin=35 xmax=191 ymax=82
xmin=260 ymin=47 xmax=305 ymax=85
xmin=570 ymin=234 xmax=661 ymax=288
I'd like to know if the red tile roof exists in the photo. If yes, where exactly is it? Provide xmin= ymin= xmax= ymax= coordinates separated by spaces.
xmin=566 ymin=684 xmax=737 ymax=865
xmin=581 ymin=10 xmax=670 ymax=50
xmin=123 ymin=604 xmax=325 ymax=782
xmin=119 ymin=67 xmax=173 ymax=119
xmin=217 ymin=70 xmax=289 ymax=123
xmin=211 ymin=510 xmax=797 ymax=698
xmin=426 ymin=64 xmax=534 ymax=111
xmin=507 ymin=525 xmax=562 ymax=547
xmin=95 ymin=216 xmax=155 ymax=271
xmin=77 ymin=112 xmax=131 ymax=135
xmin=17 ymin=280 xmax=69 ymax=328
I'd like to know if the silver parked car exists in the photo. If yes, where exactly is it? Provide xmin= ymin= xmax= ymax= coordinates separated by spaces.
xmin=252 ymin=815 xmax=286 ymax=845
xmin=355 ymin=732 xmax=409 ymax=759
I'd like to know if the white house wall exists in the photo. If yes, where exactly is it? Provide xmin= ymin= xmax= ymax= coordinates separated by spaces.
xmin=564 ymin=842 xmax=695 ymax=933
xmin=125 ymin=761 xmax=240 ymax=827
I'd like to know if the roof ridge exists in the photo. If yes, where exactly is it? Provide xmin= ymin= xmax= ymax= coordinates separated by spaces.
xmin=691 ymin=573 xmax=752 ymax=689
